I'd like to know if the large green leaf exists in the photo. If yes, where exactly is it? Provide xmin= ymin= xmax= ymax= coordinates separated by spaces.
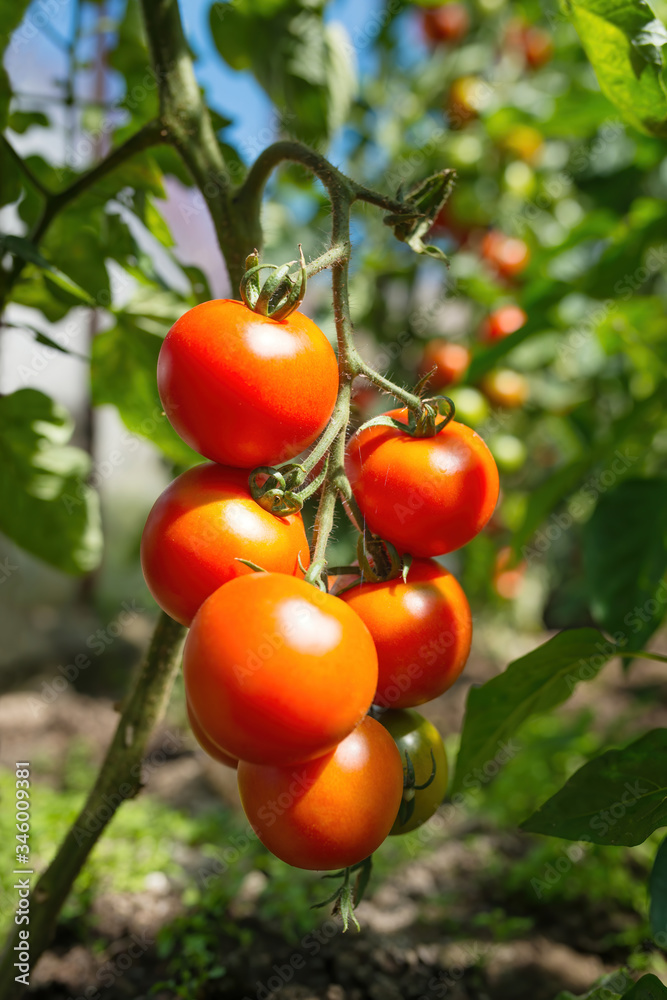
xmin=522 ymin=729 xmax=667 ymax=845
xmin=91 ymin=320 xmax=199 ymax=466
xmin=452 ymin=630 xmax=616 ymax=794
xmin=209 ymin=0 xmax=357 ymax=146
xmin=0 ymin=0 xmax=32 ymax=128
xmin=559 ymin=975 xmax=667 ymax=1000
xmin=583 ymin=479 xmax=667 ymax=652
xmin=565 ymin=0 xmax=667 ymax=137
xmin=649 ymin=835 xmax=667 ymax=940
xmin=0 ymin=389 xmax=102 ymax=574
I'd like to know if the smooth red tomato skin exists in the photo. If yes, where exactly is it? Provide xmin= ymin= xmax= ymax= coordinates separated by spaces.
xmin=187 ymin=700 xmax=238 ymax=769
xmin=183 ymin=573 xmax=378 ymax=766
xmin=157 ymin=299 xmax=338 ymax=467
xmin=140 ymin=463 xmax=309 ymax=626
xmin=345 ymin=409 xmax=499 ymax=557
xmin=339 ymin=559 xmax=472 ymax=708
xmin=237 ymin=716 xmax=403 ymax=870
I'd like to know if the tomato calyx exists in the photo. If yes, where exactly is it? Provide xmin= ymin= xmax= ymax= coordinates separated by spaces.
xmin=312 ymin=857 xmax=373 ymax=932
xmin=355 ymin=395 xmax=456 ymax=439
xmin=385 ymin=169 xmax=457 ymax=261
xmin=397 ymin=749 xmax=437 ymax=827
xmin=239 ymin=246 xmax=307 ymax=320
xmin=248 ymin=459 xmax=329 ymax=516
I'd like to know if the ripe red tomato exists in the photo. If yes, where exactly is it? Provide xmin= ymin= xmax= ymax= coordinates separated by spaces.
xmin=140 ymin=463 xmax=309 ymax=626
xmin=183 ymin=573 xmax=378 ymax=766
xmin=422 ymin=4 xmax=470 ymax=44
xmin=237 ymin=716 xmax=403 ymax=870
xmin=187 ymin=700 xmax=238 ymax=769
xmin=421 ymin=341 xmax=470 ymax=388
xmin=158 ymin=299 xmax=339 ymax=468
xmin=379 ymin=709 xmax=449 ymax=834
xmin=345 ymin=408 xmax=499 ymax=557
xmin=480 ymin=369 xmax=529 ymax=409
xmin=481 ymin=231 xmax=530 ymax=279
xmin=339 ymin=558 xmax=471 ymax=708
xmin=480 ymin=304 xmax=527 ymax=343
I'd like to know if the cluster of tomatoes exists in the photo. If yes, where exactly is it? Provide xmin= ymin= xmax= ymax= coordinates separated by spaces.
xmin=141 ymin=292 xmax=499 ymax=871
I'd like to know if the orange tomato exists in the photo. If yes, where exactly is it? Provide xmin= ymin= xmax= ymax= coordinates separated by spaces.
xmin=183 ymin=573 xmax=378 ymax=766
xmin=421 ymin=341 xmax=470 ymax=387
xmin=479 ymin=304 xmax=527 ymax=343
xmin=140 ymin=463 xmax=309 ymax=626
xmin=345 ymin=408 xmax=499 ymax=557
xmin=158 ymin=299 xmax=339 ymax=467
xmin=481 ymin=230 xmax=530 ymax=279
xmin=237 ymin=716 xmax=403 ymax=870
xmin=339 ymin=558 xmax=472 ymax=708
xmin=187 ymin=700 xmax=238 ymax=769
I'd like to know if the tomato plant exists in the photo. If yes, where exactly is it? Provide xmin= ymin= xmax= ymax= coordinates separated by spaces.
xmin=339 ymin=559 xmax=472 ymax=708
xmin=4 ymin=0 xmax=667 ymax=985
xmin=237 ymin=715 xmax=403 ymax=870
xmin=158 ymin=298 xmax=338 ymax=467
xmin=345 ymin=408 xmax=500 ymax=557
xmin=140 ymin=463 xmax=309 ymax=625
xmin=378 ymin=709 xmax=449 ymax=835
xmin=183 ymin=573 xmax=378 ymax=766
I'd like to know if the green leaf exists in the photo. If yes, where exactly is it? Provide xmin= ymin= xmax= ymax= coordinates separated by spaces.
xmin=583 ymin=479 xmax=667 ymax=652
xmin=522 ymin=728 xmax=667 ymax=845
xmin=8 ymin=109 xmax=49 ymax=133
xmin=91 ymin=321 xmax=199 ymax=466
xmin=565 ymin=0 xmax=667 ymax=137
xmin=0 ymin=389 xmax=102 ymax=574
xmin=452 ymin=630 xmax=615 ymax=794
xmin=557 ymin=976 xmax=667 ymax=1000
xmin=209 ymin=0 xmax=357 ymax=146
xmin=0 ymin=138 xmax=21 ymax=208
xmin=623 ymin=975 xmax=667 ymax=999
xmin=0 ymin=234 xmax=95 ymax=304
xmin=650 ymin=836 xmax=667 ymax=940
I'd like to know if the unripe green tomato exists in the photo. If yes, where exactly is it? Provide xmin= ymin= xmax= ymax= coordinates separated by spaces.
xmin=488 ymin=433 xmax=527 ymax=473
xmin=445 ymin=386 xmax=490 ymax=427
xmin=378 ymin=709 xmax=449 ymax=835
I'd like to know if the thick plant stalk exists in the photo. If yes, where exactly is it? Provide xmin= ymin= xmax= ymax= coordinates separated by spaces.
xmin=0 ymin=613 xmax=185 ymax=999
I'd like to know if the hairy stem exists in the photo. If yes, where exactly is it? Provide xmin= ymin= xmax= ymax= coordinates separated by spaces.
xmin=0 ymin=614 xmax=185 ymax=999
xmin=139 ymin=0 xmax=260 ymax=288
